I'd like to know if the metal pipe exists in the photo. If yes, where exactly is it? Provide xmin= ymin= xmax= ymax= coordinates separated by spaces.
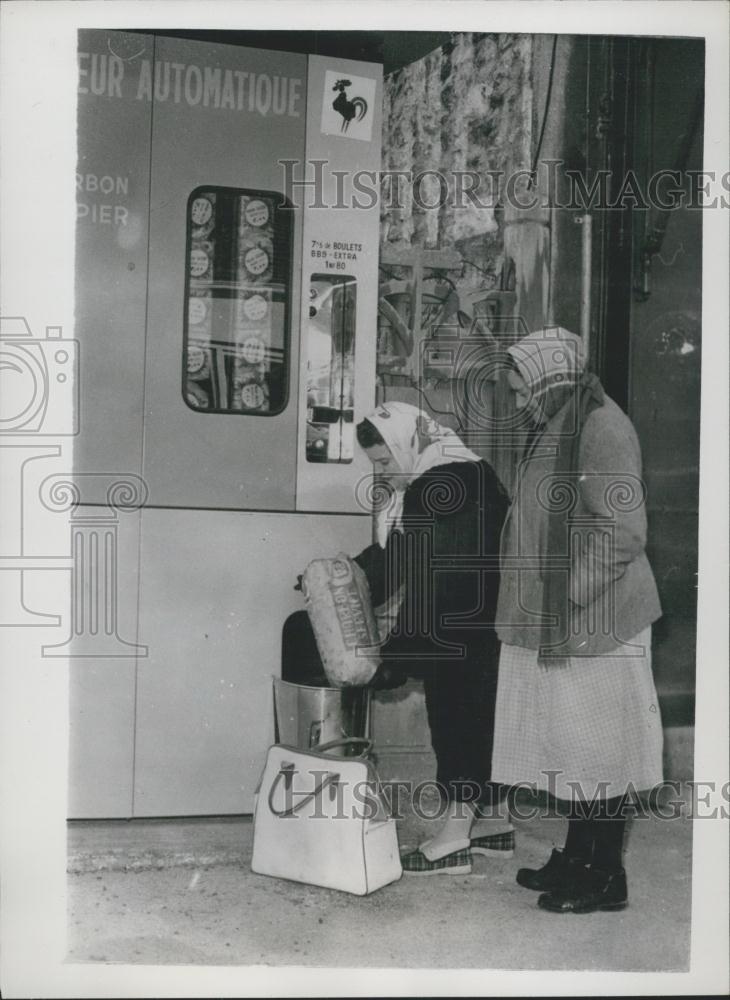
xmin=576 ymin=213 xmax=593 ymax=360
xmin=547 ymin=202 xmax=557 ymax=326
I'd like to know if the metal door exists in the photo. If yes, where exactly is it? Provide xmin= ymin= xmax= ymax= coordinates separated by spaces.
xmin=142 ymin=37 xmax=307 ymax=511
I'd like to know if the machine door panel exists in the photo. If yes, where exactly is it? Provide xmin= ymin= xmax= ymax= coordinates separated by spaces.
xmin=74 ymin=30 xmax=153 ymax=499
xmin=132 ymin=509 xmax=371 ymax=815
xmin=142 ymin=38 xmax=307 ymax=510
xmin=67 ymin=507 xmax=142 ymax=818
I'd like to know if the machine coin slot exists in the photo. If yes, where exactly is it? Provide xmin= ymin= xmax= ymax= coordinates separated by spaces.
xmin=305 ymin=273 xmax=357 ymax=463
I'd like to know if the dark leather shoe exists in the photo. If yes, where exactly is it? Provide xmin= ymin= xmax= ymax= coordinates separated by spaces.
xmin=537 ymin=866 xmax=628 ymax=913
xmin=516 ymin=848 xmax=587 ymax=892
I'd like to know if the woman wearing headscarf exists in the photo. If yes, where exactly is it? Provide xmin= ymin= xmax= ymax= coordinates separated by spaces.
xmin=282 ymin=401 xmax=512 ymax=874
xmin=492 ymin=327 xmax=664 ymax=913
xmin=356 ymin=403 xmax=513 ymax=873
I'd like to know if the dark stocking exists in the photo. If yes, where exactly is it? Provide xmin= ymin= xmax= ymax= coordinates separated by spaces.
xmin=592 ymin=794 xmax=628 ymax=872
xmin=592 ymin=815 xmax=627 ymax=872
xmin=563 ymin=794 xmax=628 ymax=871
xmin=563 ymin=818 xmax=594 ymax=863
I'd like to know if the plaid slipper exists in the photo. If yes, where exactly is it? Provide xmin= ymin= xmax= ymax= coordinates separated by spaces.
xmin=470 ymin=828 xmax=515 ymax=858
xmin=401 ymin=847 xmax=473 ymax=876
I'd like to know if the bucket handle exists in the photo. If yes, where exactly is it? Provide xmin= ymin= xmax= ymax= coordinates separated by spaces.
xmin=314 ymin=736 xmax=373 ymax=757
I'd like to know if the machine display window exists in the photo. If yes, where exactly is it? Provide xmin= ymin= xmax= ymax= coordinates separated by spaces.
xmin=306 ymin=274 xmax=357 ymax=463
xmin=183 ymin=187 xmax=292 ymax=415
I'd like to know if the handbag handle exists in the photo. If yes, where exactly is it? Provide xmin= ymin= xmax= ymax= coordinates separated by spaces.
xmin=267 ymin=765 xmax=341 ymax=818
xmin=314 ymin=736 xmax=373 ymax=757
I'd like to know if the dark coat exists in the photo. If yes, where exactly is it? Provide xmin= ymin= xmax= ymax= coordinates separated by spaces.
xmin=355 ymin=459 xmax=509 ymax=670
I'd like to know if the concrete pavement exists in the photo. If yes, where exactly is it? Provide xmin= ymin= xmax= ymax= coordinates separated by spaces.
xmin=67 ymin=791 xmax=692 ymax=971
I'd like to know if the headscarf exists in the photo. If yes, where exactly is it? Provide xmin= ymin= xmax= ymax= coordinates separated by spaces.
xmin=362 ymin=402 xmax=481 ymax=547
xmin=507 ymin=328 xmax=606 ymax=663
xmin=507 ymin=326 xmax=587 ymax=424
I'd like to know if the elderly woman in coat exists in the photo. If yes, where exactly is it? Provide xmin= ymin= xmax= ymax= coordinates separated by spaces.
xmin=492 ymin=327 xmax=664 ymax=913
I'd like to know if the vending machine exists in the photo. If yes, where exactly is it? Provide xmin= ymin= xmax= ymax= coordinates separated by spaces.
xmin=71 ymin=31 xmax=384 ymax=816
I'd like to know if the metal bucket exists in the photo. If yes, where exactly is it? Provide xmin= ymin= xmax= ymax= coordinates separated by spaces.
xmin=273 ymin=677 xmax=371 ymax=756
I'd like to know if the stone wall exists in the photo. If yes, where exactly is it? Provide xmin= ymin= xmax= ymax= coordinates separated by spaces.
xmin=381 ymin=32 xmax=532 ymax=295
xmin=378 ymin=33 xmax=534 ymax=485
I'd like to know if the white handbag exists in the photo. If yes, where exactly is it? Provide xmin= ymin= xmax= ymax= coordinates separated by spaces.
xmin=251 ymin=738 xmax=403 ymax=896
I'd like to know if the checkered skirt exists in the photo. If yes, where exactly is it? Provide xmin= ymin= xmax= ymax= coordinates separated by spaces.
xmin=491 ymin=628 xmax=664 ymax=801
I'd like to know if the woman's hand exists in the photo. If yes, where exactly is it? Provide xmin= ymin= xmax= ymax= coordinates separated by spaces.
xmin=369 ymin=663 xmax=408 ymax=690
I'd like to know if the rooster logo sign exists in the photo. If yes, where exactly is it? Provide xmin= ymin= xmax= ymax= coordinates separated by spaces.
xmin=331 ymin=79 xmax=368 ymax=133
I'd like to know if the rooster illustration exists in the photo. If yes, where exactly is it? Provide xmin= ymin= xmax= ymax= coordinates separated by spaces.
xmin=332 ymin=79 xmax=368 ymax=132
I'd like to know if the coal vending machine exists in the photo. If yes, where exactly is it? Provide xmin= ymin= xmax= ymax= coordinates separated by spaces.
xmin=71 ymin=30 xmax=383 ymax=817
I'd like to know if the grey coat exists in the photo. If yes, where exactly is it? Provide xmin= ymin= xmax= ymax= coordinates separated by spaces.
xmin=495 ymin=394 xmax=662 ymax=656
